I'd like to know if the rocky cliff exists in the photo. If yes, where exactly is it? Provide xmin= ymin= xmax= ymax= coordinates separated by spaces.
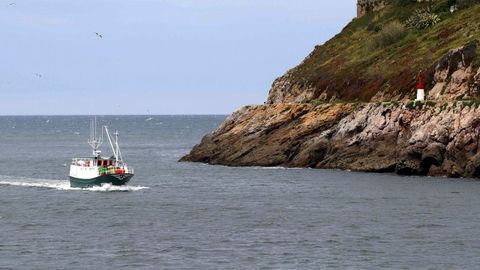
xmin=182 ymin=101 xmax=480 ymax=177
xmin=357 ymin=0 xmax=389 ymax=17
xmin=181 ymin=1 xmax=480 ymax=178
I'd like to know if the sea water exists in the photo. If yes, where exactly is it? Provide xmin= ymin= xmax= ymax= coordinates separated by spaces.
xmin=1 ymin=116 xmax=480 ymax=269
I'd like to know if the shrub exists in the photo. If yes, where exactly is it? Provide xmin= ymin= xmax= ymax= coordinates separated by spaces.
xmin=406 ymin=101 xmax=415 ymax=109
xmin=405 ymin=100 xmax=423 ymax=110
xmin=440 ymin=102 xmax=448 ymax=111
xmin=440 ymin=83 xmax=447 ymax=95
xmin=433 ymin=0 xmax=457 ymax=13
xmin=461 ymin=100 xmax=476 ymax=108
xmin=311 ymin=99 xmax=327 ymax=107
xmin=456 ymin=0 xmax=480 ymax=9
xmin=405 ymin=8 xmax=441 ymax=29
xmin=300 ymin=98 xmax=309 ymax=104
xmin=367 ymin=22 xmax=382 ymax=32
xmin=426 ymin=100 xmax=436 ymax=107
xmin=373 ymin=21 xmax=407 ymax=47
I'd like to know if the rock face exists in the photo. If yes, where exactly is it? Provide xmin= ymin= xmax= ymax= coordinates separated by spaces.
xmin=181 ymin=102 xmax=480 ymax=178
xmin=429 ymin=41 xmax=480 ymax=101
xmin=357 ymin=0 xmax=389 ymax=18
xmin=266 ymin=74 xmax=317 ymax=104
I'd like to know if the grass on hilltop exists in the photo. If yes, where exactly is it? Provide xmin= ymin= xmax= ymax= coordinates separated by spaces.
xmin=287 ymin=0 xmax=480 ymax=102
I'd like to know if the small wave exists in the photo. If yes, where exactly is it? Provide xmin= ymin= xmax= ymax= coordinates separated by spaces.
xmin=0 ymin=176 xmax=148 ymax=192
xmin=0 ymin=180 xmax=71 ymax=190
xmin=414 ymin=223 xmax=446 ymax=228
xmin=84 ymin=184 xmax=148 ymax=192
xmin=251 ymin=166 xmax=288 ymax=170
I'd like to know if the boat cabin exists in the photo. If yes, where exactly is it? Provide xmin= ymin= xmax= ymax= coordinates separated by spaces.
xmin=72 ymin=158 xmax=116 ymax=168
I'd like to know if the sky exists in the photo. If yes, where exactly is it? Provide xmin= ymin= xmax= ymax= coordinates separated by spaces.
xmin=0 ymin=0 xmax=356 ymax=115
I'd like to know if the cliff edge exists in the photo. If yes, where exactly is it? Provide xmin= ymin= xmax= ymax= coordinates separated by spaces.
xmin=181 ymin=0 xmax=480 ymax=178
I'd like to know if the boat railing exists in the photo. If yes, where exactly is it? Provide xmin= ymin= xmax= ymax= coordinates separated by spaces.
xmin=71 ymin=158 xmax=94 ymax=166
xmin=71 ymin=158 xmax=133 ymax=174
xmin=98 ymin=165 xmax=134 ymax=175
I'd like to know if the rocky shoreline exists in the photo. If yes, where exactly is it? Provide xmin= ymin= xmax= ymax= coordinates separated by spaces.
xmin=181 ymin=101 xmax=480 ymax=178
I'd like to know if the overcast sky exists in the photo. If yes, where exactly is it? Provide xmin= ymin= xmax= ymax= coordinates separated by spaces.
xmin=0 ymin=0 xmax=356 ymax=115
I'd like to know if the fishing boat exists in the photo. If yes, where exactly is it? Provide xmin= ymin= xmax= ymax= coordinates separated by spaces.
xmin=69 ymin=117 xmax=134 ymax=188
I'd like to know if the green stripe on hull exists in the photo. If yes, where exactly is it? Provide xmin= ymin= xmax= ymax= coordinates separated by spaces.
xmin=70 ymin=174 xmax=133 ymax=188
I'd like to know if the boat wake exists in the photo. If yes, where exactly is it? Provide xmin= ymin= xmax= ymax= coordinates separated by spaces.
xmin=0 ymin=176 xmax=148 ymax=192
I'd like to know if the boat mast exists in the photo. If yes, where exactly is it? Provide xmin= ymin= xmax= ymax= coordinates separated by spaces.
xmin=104 ymin=126 xmax=124 ymax=166
xmin=104 ymin=126 xmax=117 ymax=161
xmin=114 ymin=131 xmax=123 ymax=163
xmin=88 ymin=116 xmax=103 ymax=158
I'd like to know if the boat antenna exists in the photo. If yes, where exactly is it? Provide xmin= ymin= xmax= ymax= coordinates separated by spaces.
xmin=88 ymin=116 xmax=103 ymax=158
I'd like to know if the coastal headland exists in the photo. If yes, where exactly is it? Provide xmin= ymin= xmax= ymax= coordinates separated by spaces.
xmin=182 ymin=0 xmax=480 ymax=178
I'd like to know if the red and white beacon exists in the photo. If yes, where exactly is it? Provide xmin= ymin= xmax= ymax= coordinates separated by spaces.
xmin=416 ymin=71 xmax=425 ymax=101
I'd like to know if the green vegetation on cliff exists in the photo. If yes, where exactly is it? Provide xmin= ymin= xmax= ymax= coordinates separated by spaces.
xmin=288 ymin=0 xmax=480 ymax=101
xmin=184 ymin=0 xmax=480 ymax=178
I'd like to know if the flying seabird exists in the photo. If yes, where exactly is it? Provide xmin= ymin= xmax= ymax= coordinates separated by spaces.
xmin=94 ymin=32 xmax=103 ymax=38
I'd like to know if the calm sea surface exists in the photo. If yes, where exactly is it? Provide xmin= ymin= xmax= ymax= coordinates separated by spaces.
xmin=0 ymin=116 xmax=480 ymax=269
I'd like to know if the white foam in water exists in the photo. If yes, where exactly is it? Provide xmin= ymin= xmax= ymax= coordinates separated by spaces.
xmin=85 ymin=183 xmax=148 ymax=192
xmin=0 ymin=175 xmax=149 ymax=192
xmin=251 ymin=166 xmax=287 ymax=170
